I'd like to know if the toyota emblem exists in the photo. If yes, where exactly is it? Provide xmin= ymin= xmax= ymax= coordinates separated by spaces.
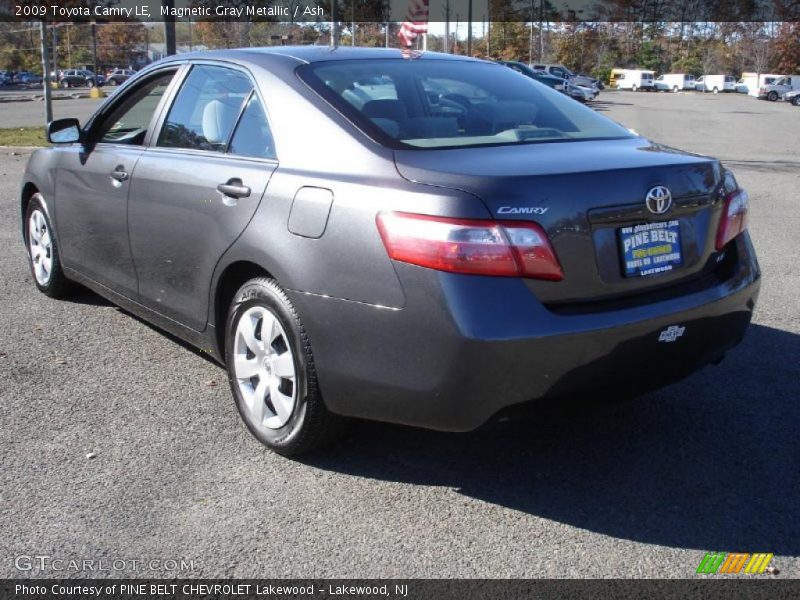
xmin=645 ymin=186 xmax=672 ymax=215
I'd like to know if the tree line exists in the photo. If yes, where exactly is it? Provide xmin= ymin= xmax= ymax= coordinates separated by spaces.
xmin=1 ymin=19 xmax=797 ymax=81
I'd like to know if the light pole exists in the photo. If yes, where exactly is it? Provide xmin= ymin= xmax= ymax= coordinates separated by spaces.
xmin=40 ymin=21 xmax=53 ymax=123
xmin=466 ymin=0 xmax=472 ymax=56
xmin=91 ymin=20 xmax=98 ymax=80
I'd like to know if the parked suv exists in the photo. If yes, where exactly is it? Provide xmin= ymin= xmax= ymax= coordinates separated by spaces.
xmin=531 ymin=64 xmax=600 ymax=91
xmin=759 ymin=75 xmax=800 ymax=101
xmin=14 ymin=71 xmax=43 ymax=85
xmin=59 ymin=69 xmax=90 ymax=88
xmin=106 ymin=68 xmax=135 ymax=86
xmin=59 ymin=69 xmax=94 ymax=88
xmin=499 ymin=61 xmax=566 ymax=91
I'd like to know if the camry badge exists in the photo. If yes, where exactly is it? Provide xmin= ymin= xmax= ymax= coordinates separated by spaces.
xmin=645 ymin=186 xmax=672 ymax=215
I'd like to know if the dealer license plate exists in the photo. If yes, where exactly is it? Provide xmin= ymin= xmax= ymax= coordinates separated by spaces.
xmin=619 ymin=220 xmax=682 ymax=277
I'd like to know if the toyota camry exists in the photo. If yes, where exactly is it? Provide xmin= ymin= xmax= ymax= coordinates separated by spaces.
xmin=20 ymin=47 xmax=760 ymax=455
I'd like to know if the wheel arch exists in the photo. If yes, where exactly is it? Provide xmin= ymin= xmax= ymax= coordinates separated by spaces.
xmin=20 ymin=182 xmax=41 ymax=242
xmin=212 ymin=260 xmax=275 ymax=361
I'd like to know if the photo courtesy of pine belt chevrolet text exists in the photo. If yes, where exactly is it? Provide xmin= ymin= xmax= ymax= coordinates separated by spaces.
xmin=20 ymin=46 xmax=760 ymax=456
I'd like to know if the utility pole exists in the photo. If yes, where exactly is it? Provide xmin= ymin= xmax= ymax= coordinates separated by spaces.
xmin=486 ymin=0 xmax=491 ymax=56
xmin=444 ymin=0 xmax=450 ymax=53
xmin=39 ymin=22 xmax=53 ymax=124
xmin=163 ymin=0 xmax=177 ymax=55
xmin=66 ymin=24 xmax=71 ymax=68
xmin=539 ymin=0 xmax=544 ymax=61
xmin=51 ymin=24 xmax=57 ymax=78
xmin=330 ymin=0 xmax=336 ymax=47
xmin=466 ymin=0 xmax=472 ymax=56
xmin=91 ymin=21 xmax=98 ymax=81
xmin=529 ymin=0 xmax=534 ymax=64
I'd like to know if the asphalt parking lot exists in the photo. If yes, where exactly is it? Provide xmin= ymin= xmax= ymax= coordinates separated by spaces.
xmin=0 ymin=91 xmax=798 ymax=579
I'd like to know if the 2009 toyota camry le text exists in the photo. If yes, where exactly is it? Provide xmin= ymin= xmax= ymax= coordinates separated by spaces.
xmin=20 ymin=47 xmax=760 ymax=456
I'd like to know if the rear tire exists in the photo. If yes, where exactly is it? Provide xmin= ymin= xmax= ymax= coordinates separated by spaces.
xmin=631 ymin=84 xmax=638 ymax=92
xmin=225 ymin=277 xmax=348 ymax=457
xmin=672 ymin=85 xmax=679 ymax=93
xmin=24 ymin=193 xmax=72 ymax=298
xmin=712 ymin=86 xmax=719 ymax=94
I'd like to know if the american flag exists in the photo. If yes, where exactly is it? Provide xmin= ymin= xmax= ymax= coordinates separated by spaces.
xmin=397 ymin=0 xmax=430 ymax=48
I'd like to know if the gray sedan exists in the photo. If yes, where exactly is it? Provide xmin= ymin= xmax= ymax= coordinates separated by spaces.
xmin=20 ymin=47 xmax=760 ymax=456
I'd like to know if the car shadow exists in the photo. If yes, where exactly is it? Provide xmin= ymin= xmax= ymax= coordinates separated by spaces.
xmin=589 ymin=99 xmax=635 ymax=112
xmin=63 ymin=284 xmax=220 ymax=366
xmin=306 ymin=323 xmax=800 ymax=556
xmin=62 ymin=284 xmax=113 ymax=307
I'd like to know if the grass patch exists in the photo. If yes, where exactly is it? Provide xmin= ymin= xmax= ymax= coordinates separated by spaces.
xmin=0 ymin=127 xmax=47 ymax=147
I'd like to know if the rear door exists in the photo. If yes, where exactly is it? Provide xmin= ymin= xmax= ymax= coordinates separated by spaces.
xmin=127 ymin=62 xmax=277 ymax=331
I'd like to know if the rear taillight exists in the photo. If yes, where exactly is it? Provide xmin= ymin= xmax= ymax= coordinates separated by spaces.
xmin=376 ymin=211 xmax=563 ymax=281
xmin=715 ymin=188 xmax=749 ymax=251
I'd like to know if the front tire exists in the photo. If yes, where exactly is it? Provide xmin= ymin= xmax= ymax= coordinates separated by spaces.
xmin=225 ymin=277 xmax=347 ymax=456
xmin=792 ymin=96 xmax=800 ymax=107
xmin=672 ymin=85 xmax=679 ymax=93
xmin=24 ymin=193 xmax=71 ymax=298
xmin=631 ymin=84 xmax=638 ymax=92
xmin=767 ymin=91 xmax=778 ymax=101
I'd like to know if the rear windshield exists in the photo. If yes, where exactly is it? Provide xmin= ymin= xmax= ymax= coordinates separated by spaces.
xmin=297 ymin=59 xmax=633 ymax=150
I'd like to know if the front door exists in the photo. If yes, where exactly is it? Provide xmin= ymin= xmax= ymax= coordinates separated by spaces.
xmin=128 ymin=64 xmax=278 ymax=331
xmin=55 ymin=69 xmax=179 ymax=297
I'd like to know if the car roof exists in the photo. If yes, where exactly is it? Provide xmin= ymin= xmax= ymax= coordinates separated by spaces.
xmin=157 ymin=46 xmax=486 ymax=66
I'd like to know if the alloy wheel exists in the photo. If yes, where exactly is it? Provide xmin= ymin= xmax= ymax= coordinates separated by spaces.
xmin=233 ymin=306 xmax=297 ymax=430
xmin=28 ymin=209 xmax=53 ymax=285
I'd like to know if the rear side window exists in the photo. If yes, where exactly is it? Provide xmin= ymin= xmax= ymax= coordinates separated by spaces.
xmin=228 ymin=94 xmax=277 ymax=160
xmin=158 ymin=65 xmax=253 ymax=152
xmin=299 ymin=59 xmax=632 ymax=150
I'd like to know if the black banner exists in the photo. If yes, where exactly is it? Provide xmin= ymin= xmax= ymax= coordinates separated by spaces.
xmin=3 ymin=580 xmax=800 ymax=600
xmin=2 ymin=0 xmax=799 ymax=23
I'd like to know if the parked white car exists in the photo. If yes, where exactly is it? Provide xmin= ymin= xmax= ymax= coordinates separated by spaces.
xmin=615 ymin=70 xmax=655 ymax=91
xmin=656 ymin=73 xmax=696 ymax=92
xmin=784 ymin=90 xmax=800 ymax=106
xmin=695 ymin=75 xmax=736 ymax=93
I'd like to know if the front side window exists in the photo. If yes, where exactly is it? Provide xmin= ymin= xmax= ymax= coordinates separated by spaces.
xmin=300 ymin=59 xmax=632 ymax=150
xmin=158 ymin=65 xmax=253 ymax=152
xmin=97 ymin=70 xmax=176 ymax=145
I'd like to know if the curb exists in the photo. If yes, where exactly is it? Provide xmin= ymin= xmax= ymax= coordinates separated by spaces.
xmin=0 ymin=146 xmax=41 ymax=155
xmin=0 ymin=92 xmax=93 ymax=103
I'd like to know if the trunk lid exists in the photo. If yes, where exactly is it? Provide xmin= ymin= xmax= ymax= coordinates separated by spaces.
xmin=394 ymin=137 xmax=727 ymax=306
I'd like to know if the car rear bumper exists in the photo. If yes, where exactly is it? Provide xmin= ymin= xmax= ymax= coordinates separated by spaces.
xmin=288 ymin=233 xmax=760 ymax=431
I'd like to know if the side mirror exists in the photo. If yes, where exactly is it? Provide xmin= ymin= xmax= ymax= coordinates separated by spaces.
xmin=47 ymin=118 xmax=81 ymax=144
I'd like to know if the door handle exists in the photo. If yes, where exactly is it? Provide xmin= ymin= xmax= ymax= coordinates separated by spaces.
xmin=110 ymin=166 xmax=129 ymax=182
xmin=217 ymin=179 xmax=251 ymax=199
